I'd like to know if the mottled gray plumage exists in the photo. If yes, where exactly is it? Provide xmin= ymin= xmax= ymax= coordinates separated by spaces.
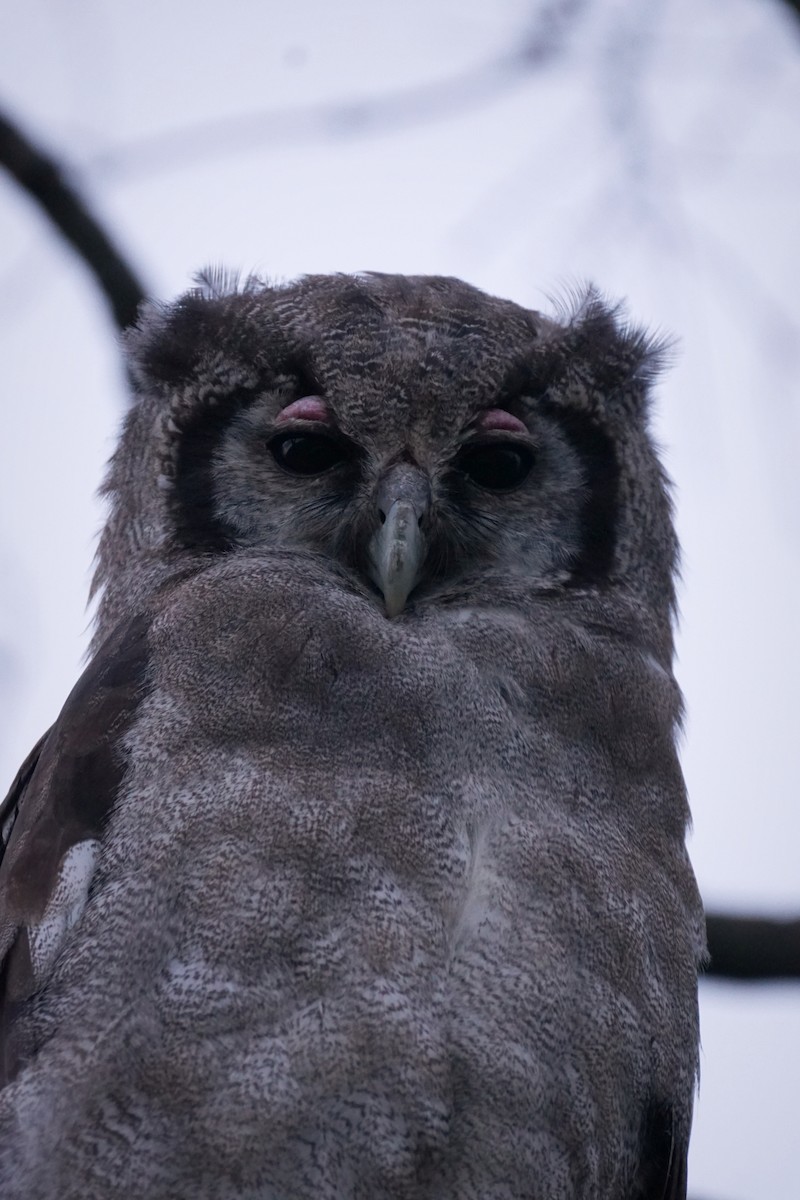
xmin=0 ymin=272 xmax=704 ymax=1198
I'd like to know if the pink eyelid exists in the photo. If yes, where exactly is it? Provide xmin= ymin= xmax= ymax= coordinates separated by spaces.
xmin=475 ymin=408 xmax=528 ymax=434
xmin=275 ymin=396 xmax=330 ymax=424
xmin=275 ymin=398 xmax=524 ymax=433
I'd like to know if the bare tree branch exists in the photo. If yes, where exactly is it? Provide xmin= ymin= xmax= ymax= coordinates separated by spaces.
xmin=0 ymin=2 xmax=584 ymax=324
xmin=0 ymin=109 xmax=148 ymax=331
xmin=704 ymin=913 xmax=800 ymax=981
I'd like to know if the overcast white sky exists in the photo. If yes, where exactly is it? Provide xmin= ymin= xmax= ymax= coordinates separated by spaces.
xmin=1 ymin=1 xmax=799 ymax=1195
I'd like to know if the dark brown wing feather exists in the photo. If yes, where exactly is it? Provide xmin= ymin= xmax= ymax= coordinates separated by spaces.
xmin=0 ymin=731 xmax=51 ymax=859
xmin=632 ymin=1101 xmax=688 ymax=1200
xmin=661 ymin=1150 xmax=688 ymax=1200
xmin=0 ymin=612 xmax=152 ymax=1086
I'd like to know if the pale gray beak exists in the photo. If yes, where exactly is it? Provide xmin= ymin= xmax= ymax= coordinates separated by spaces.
xmin=368 ymin=464 xmax=430 ymax=617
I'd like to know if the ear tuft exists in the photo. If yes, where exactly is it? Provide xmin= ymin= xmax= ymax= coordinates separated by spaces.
xmin=124 ymin=272 xmax=273 ymax=392
xmin=193 ymin=265 xmax=243 ymax=301
xmin=547 ymin=285 xmax=675 ymax=407
xmin=123 ymin=293 xmax=221 ymax=388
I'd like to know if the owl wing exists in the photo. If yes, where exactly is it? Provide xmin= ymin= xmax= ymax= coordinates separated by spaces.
xmin=633 ymin=1102 xmax=689 ymax=1200
xmin=0 ymin=613 xmax=151 ymax=1087
xmin=649 ymin=1147 xmax=687 ymax=1200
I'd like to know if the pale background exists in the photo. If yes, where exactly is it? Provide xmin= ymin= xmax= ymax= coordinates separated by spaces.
xmin=1 ymin=1 xmax=798 ymax=1196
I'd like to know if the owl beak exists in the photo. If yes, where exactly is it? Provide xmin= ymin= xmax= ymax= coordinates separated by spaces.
xmin=368 ymin=465 xmax=430 ymax=617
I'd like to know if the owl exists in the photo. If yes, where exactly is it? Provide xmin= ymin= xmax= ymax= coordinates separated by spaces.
xmin=0 ymin=271 xmax=704 ymax=1199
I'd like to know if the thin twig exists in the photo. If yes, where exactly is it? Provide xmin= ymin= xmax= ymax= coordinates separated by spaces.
xmin=87 ymin=1 xmax=588 ymax=180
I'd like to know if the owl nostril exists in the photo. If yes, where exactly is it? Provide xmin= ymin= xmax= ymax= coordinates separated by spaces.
xmin=375 ymin=463 xmax=432 ymax=525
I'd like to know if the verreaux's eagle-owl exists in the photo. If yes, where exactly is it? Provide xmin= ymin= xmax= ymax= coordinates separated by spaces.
xmin=0 ymin=272 xmax=704 ymax=1199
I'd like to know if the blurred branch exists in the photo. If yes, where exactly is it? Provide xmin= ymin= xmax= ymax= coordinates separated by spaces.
xmin=704 ymin=913 xmax=800 ymax=981
xmin=87 ymin=0 xmax=588 ymax=180
xmin=0 ymin=1 xmax=586 ymax=322
xmin=0 ymin=109 xmax=147 ymax=331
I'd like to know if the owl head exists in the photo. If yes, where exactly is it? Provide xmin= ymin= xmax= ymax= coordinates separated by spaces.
xmin=94 ymin=272 xmax=676 ymax=654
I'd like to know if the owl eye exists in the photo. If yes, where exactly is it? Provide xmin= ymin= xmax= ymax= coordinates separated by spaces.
xmin=456 ymin=442 xmax=534 ymax=491
xmin=269 ymin=432 xmax=348 ymax=476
